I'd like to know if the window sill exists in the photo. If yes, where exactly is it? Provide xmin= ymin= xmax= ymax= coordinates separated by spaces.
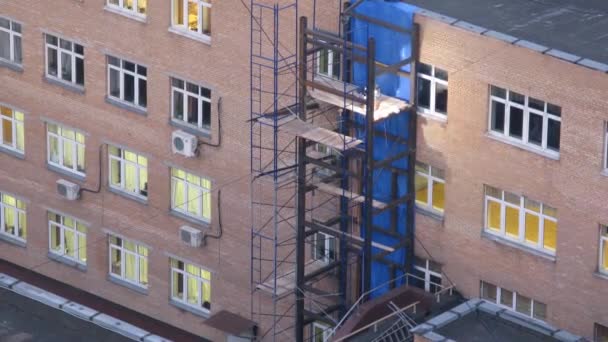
xmin=47 ymin=163 xmax=86 ymax=182
xmin=0 ymin=145 xmax=24 ymax=159
xmin=105 ymin=97 xmax=147 ymax=116
xmin=43 ymin=76 xmax=85 ymax=95
xmin=0 ymin=233 xmax=26 ymax=248
xmin=169 ymin=299 xmax=210 ymax=318
xmin=169 ymin=210 xmax=211 ymax=228
xmin=601 ymin=169 xmax=608 ymax=177
xmin=47 ymin=252 xmax=87 ymax=272
xmin=103 ymin=5 xmax=148 ymax=23
xmin=481 ymin=231 xmax=556 ymax=262
xmin=485 ymin=132 xmax=560 ymax=160
xmin=169 ymin=119 xmax=211 ymax=139
xmin=415 ymin=206 xmax=445 ymax=222
xmin=417 ymin=110 xmax=448 ymax=124
xmin=107 ymin=275 xmax=148 ymax=295
xmin=0 ymin=59 xmax=23 ymax=73
xmin=168 ymin=27 xmax=211 ymax=45
xmin=593 ymin=271 xmax=608 ymax=281
xmin=108 ymin=187 xmax=148 ymax=205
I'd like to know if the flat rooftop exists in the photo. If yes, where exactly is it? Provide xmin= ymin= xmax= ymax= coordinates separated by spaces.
xmin=0 ymin=287 xmax=130 ymax=342
xmin=405 ymin=0 xmax=608 ymax=66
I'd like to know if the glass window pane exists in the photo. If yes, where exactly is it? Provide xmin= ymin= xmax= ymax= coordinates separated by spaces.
xmin=487 ymin=200 xmax=501 ymax=231
xmin=137 ymin=65 xmax=146 ymax=77
xmin=109 ymin=68 xmax=120 ymax=98
xmin=415 ymin=174 xmax=428 ymax=206
xmin=509 ymin=91 xmax=525 ymax=105
xmin=78 ymin=233 xmax=86 ymax=263
xmin=2 ymin=119 xmax=12 ymax=146
xmin=49 ymin=136 xmax=60 ymax=164
xmin=547 ymin=119 xmax=560 ymax=151
xmin=187 ymin=276 xmax=199 ymax=305
xmin=435 ymin=83 xmax=448 ymax=114
xmin=547 ymin=103 xmax=561 ymax=117
xmin=481 ymin=281 xmax=497 ymax=302
xmin=509 ymin=106 xmax=524 ymax=139
xmin=418 ymin=63 xmax=432 ymax=76
xmin=187 ymin=95 xmax=198 ymax=126
xmin=485 ymin=185 xmax=501 ymax=199
xmin=77 ymin=145 xmax=85 ymax=172
xmin=504 ymin=192 xmax=519 ymax=205
xmin=47 ymin=47 xmax=58 ymax=76
xmin=15 ymin=122 xmax=24 ymax=151
xmin=13 ymin=36 xmax=21 ymax=64
xmin=491 ymin=86 xmax=506 ymax=98
xmin=528 ymin=113 xmax=543 ymax=146
xmin=500 ymin=288 xmax=514 ymax=308
xmin=125 ymin=163 xmax=137 ymax=193
xmin=124 ymin=73 xmax=135 ymax=103
xmin=110 ymin=158 xmax=121 ymax=187
xmin=543 ymin=219 xmax=557 ymax=251
xmin=173 ymin=91 xmax=184 ymax=120
xmin=50 ymin=225 xmax=61 ymax=251
xmin=172 ymin=179 xmax=185 ymax=209
xmin=516 ymin=293 xmax=532 ymax=316
xmin=75 ymin=57 xmax=84 ymax=86
xmin=172 ymin=271 xmax=183 ymax=299
xmin=533 ymin=301 xmax=547 ymax=320
xmin=63 ymin=140 xmax=74 ymax=169
xmin=111 ymin=247 xmax=121 ymax=276
xmin=602 ymin=239 xmax=608 ymax=271
xmin=491 ymin=101 xmax=505 ymax=133
xmin=108 ymin=56 xmax=120 ymax=66
xmin=139 ymin=168 xmax=148 ymax=197
xmin=46 ymin=35 xmax=58 ymax=46
xmin=318 ymin=50 xmax=328 ymax=75
xmin=202 ymin=101 xmax=211 ymax=129
xmin=529 ymin=97 xmax=544 ymax=111
xmin=123 ymin=60 xmax=135 ymax=72
xmin=505 ymin=206 xmax=520 ymax=238
xmin=202 ymin=5 xmax=211 ymax=35
xmin=417 ymin=77 xmax=431 ymax=110
xmin=188 ymin=186 xmax=202 ymax=217
xmin=0 ymin=31 xmax=9 ymax=61
xmin=139 ymin=258 xmax=148 ymax=285
xmin=173 ymin=0 xmax=184 ymax=25
xmin=432 ymin=181 xmax=444 ymax=212
xmin=60 ymin=52 xmax=72 ymax=82
xmin=435 ymin=67 xmax=448 ymax=81
xmin=0 ymin=18 xmax=8 ymax=29
xmin=65 ymin=229 xmax=76 ymax=258
xmin=525 ymin=213 xmax=539 ymax=244
xmin=125 ymin=253 xmax=137 ymax=282
xmin=60 ymin=39 xmax=72 ymax=50
xmin=188 ymin=2 xmax=199 ymax=32
xmin=138 ymin=78 xmax=147 ymax=107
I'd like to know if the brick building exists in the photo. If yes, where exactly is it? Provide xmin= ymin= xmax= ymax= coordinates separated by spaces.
xmin=0 ymin=0 xmax=607 ymax=341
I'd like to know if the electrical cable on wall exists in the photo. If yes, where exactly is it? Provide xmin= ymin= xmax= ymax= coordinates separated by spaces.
xmin=198 ymin=96 xmax=223 ymax=148
xmin=80 ymin=144 xmax=105 ymax=195
xmin=203 ymin=189 xmax=223 ymax=244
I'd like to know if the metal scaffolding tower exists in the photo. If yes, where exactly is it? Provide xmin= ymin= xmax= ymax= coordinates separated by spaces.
xmin=250 ymin=1 xmax=419 ymax=341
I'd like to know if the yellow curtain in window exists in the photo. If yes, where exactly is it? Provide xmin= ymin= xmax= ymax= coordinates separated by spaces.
xmin=15 ymin=121 xmax=24 ymax=151
xmin=505 ymin=206 xmax=519 ymax=238
xmin=203 ymin=190 xmax=211 ymax=220
xmin=139 ymin=258 xmax=148 ymax=285
xmin=415 ymin=174 xmax=428 ymax=206
xmin=78 ymin=233 xmax=86 ymax=263
xmin=123 ymin=0 xmax=134 ymax=10
xmin=4 ymin=207 xmax=15 ymax=235
xmin=63 ymin=140 xmax=74 ymax=169
xmin=50 ymin=225 xmax=60 ymax=251
xmin=188 ymin=2 xmax=199 ymax=32
xmin=18 ymin=211 xmax=26 ymax=239
xmin=77 ymin=144 xmax=85 ymax=172
xmin=110 ymin=159 xmax=121 ymax=187
xmin=65 ymin=229 xmax=75 ymax=258
xmin=172 ymin=178 xmax=185 ymax=209
xmin=137 ymin=0 xmax=147 ymax=14
xmin=111 ymin=247 xmax=121 ymax=275
xmin=543 ymin=219 xmax=557 ymax=251
xmin=487 ymin=200 xmax=501 ymax=231
xmin=173 ymin=0 xmax=184 ymax=25
xmin=2 ymin=119 xmax=12 ymax=145
xmin=139 ymin=168 xmax=148 ymax=195
xmin=432 ymin=181 xmax=445 ymax=211
xmin=187 ymin=276 xmax=199 ymax=305
xmin=202 ymin=5 xmax=211 ymax=34
xmin=125 ymin=253 xmax=137 ymax=282
xmin=125 ymin=163 xmax=137 ymax=193
xmin=202 ymin=269 xmax=211 ymax=305
xmin=603 ymin=241 xmax=608 ymax=270
xmin=188 ymin=186 xmax=202 ymax=217
xmin=49 ymin=136 xmax=60 ymax=163
xmin=524 ymin=213 xmax=539 ymax=244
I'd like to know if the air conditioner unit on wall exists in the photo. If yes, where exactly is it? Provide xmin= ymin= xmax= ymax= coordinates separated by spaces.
xmin=180 ymin=225 xmax=203 ymax=248
xmin=56 ymin=179 xmax=80 ymax=200
xmin=172 ymin=130 xmax=198 ymax=158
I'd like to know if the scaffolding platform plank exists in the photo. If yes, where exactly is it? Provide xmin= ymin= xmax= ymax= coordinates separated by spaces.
xmin=308 ymin=76 xmax=410 ymax=121
xmin=256 ymin=259 xmax=327 ymax=297
xmin=258 ymin=116 xmax=362 ymax=151
xmin=315 ymin=182 xmax=387 ymax=210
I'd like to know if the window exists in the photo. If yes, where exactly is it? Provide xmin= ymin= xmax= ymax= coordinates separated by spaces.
xmin=172 ymin=0 xmax=212 ymax=37
xmin=170 ymin=258 xmax=211 ymax=313
xmin=45 ymin=34 xmax=84 ymax=86
xmin=600 ymin=225 xmax=608 ymax=275
xmin=171 ymin=78 xmax=211 ymax=132
xmin=109 ymin=146 xmax=148 ymax=199
xmin=0 ymin=193 xmax=26 ymax=241
xmin=595 ymin=323 xmax=608 ymax=342
xmin=107 ymin=56 xmax=147 ymax=109
xmin=415 ymin=162 xmax=445 ymax=214
xmin=311 ymin=322 xmax=331 ymax=342
xmin=48 ymin=211 xmax=86 ymax=264
xmin=317 ymin=48 xmax=340 ymax=80
xmin=412 ymin=257 xmax=442 ymax=293
xmin=171 ymin=168 xmax=211 ymax=222
xmin=312 ymin=232 xmax=336 ymax=264
xmin=489 ymin=86 xmax=561 ymax=154
xmin=0 ymin=105 xmax=24 ymax=154
xmin=109 ymin=235 xmax=148 ymax=288
xmin=484 ymin=186 xmax=557 ymax=254
xmin=107 ymin=0 xmax=147 ymax=16
xmin=417 ymin=63 xmax=448 ymax=117
xmin=311 ymin=143 xmax=339 ymax=177
xmin=480 ymin=281 xmax=547 ymax=321
xmin=47 ymin=123 xmax=85 ymax=175
xmin=0 ymin=17 xmax=22 ymax=65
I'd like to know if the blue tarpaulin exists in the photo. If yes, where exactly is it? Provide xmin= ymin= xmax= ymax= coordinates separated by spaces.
xmin=351 ymin=0 xmax=417 ymax=298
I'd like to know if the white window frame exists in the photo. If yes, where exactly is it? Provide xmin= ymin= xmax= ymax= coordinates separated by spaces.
xmin=0 ymin=192 xmax=26 ymax=242
xmin=48 ymin=211 xmax=87 ymax=265
xmin=417 ymin=63 xmax=448 ymax=118
xmin=600 ymin=225 xmax=608 ymax=275
xmin=311 ymin=322 xmax=331 ymax=342
xmin=107 ymin=56 xmax=147 ymax=109
xmin=108 ymin=235 xmax=148 ymax=288
xmin=415 ymin=162 xmax=445 ymax=214
xmin=44 ymin=34 xmax=84 ymax=86
xmin=312 ymin=231 xmax=336 ymax=264
xmin=170 ymin=258 xmax=211 ymax=314
xmin=108 ymin=146 xmax=148 ymax=199
xmin=170 ymin=78 xmax=212 ymax=132
xmin=413 ymin=259 xmax=442 ymax=293
xmin=106 ymin=0 xmax=147 ymax=17
xmin=480 ymin=281 xmax=547 ymax=321
xmin=0 ymin=17 xmax=22 ymax=65
xmin=484 ymin=186 xmax=557 ymax=255
xmin=46 ymin=123 xmax=86 ymax=176
xmin=171 ymin=168 xmax=212 ymax=223
xmin=171 ymin=0 xmax=212 ymax=38
xmin=488 ymin=86 xmax=561 ymax=156
xmin=0 ymin=105 xmax=24 ymax=154
xmin=316 ymin=47 xmax=340 ymax=80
